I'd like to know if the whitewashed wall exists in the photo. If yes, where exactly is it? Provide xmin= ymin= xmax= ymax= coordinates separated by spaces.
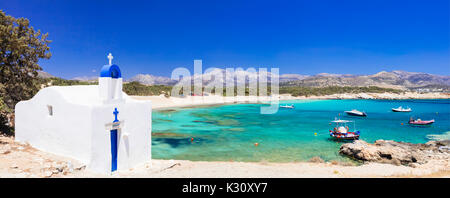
xmin=15 ymin=85 xmax=152 ymax=174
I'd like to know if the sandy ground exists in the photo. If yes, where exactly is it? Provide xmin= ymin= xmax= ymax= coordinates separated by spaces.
xmin=0 ymin=135 xmax=448 ymax=178
xmin=132 ymin=92 xmax=450 ymax=109
xmin=1 ymin=92 xmax=449 ymax=178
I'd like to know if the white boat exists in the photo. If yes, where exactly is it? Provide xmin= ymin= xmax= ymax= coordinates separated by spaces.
xmin=280 ymin=104 xmax=295 ymax=109
xmin=392 ymin=106 xmax=411 ymax=112
xmin=345 ymin=109 xmax=367 ymax=117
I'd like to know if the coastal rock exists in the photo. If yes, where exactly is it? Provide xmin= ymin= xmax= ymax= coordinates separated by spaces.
xmin=308 ymin=156 xmax=325 ymax=163
xmin=339 ymin=140 xmax=450 ymax=166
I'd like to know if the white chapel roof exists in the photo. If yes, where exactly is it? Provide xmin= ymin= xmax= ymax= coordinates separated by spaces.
xmin=41 ymin=85 xmax=128 ymax=105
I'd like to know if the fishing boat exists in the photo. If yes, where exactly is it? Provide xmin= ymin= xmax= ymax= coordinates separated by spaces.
xmin=345 ymin=109 xmax=367 ymax=117
xmin=329 ymin=119 xmax=360 ymax=140
xmin=280 ymin=104 xmax=295 ymax=109
xmin=408 ymin=117 xmax=434 ymax=125
xmin=392 ymin=106 xmax=412 ymax=112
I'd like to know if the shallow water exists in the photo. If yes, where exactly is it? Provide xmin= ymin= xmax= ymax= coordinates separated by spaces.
xmin=152 ymin=99 xmax=450 ymax=163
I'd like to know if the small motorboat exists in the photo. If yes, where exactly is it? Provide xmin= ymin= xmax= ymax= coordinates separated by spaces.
xmin=345 ymin=109 xmax=367 ymax=117
xmin=392 ymin=106 xmax=412 ymax=112
xmin=280 ymin=104 xmax=295 ymax=109
xmin=329 ymin=119 xmax=360 ymax=140
xmin=408 ymin=117 xmax=434 ymax=125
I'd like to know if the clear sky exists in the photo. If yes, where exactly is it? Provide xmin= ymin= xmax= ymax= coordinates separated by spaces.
xmin=1 ymin=0 xmax=449 ymax=79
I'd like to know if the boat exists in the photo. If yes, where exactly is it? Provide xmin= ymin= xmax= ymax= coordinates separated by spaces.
xmin=345 ymin=109 xmax=367 ymax=117
xmin=280 ymin=104 xmax=294 ymax=109
xmin=408 ymin=117 xmax=434 ymax=125
xmin=392 ymin=106 xmax=412 ymax=112
xmin=329 ymin=119 xmax=360 ymax=140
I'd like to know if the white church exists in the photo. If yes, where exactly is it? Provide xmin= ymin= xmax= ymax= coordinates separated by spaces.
xmin=15 ymin=54 xmax=152 ymax=174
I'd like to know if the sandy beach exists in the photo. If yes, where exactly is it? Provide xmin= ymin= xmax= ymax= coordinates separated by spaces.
xmin=1 ymin=134 xmax=449 ymax=178
xmin=1 ymin=92 xmax=449 ymax=178
xmin=133 ymin=92 xmax=450 ymax=109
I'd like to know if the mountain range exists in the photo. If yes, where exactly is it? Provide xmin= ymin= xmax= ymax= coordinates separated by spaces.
xmin=128 ymin=74 xmax=178 ymax=85
xmin=39 ymin=69 xmax=450 ymax=91
xmin=127 ymin=69 xmax=449 ymax=91
xmin=282 ymin=70 xmax=450 ymax=90
xmin=37 ymin=71 xmax=55 ymax=79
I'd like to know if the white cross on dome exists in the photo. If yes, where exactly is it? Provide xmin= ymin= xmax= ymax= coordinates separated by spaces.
xmin=107 ymin=53 xmax=114 ymax=65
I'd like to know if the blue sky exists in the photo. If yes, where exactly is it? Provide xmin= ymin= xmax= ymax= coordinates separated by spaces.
xmin=1 ymin=0 xmax=449 ymax=79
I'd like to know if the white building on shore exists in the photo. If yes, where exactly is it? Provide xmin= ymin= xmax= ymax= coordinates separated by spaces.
xmin=15 ymin=54 xmax=152 ymax=174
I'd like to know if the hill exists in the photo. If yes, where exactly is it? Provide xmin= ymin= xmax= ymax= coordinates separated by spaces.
xmin=282 ymin=70 xmax=450 ymax=91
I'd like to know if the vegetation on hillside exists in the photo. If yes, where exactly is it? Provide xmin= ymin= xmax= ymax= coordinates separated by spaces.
xmin=39 ymin=80 xmax=403 ymax=98
xmin=36 ymin=77 xmax=97 ymax=87
xmin=279 ymin=86 xmax=403 ymax=97
xmin=123 ymin=82 xmax=172 ymax=97
xmin=123 ymin=83 xmax=403 ymax=97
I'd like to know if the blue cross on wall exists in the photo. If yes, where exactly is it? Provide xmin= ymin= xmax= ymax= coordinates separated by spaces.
xmin=110 ymin=107 xmax=119 ymax=172
xmin=113 ymin=108 xmax=119 ymax=122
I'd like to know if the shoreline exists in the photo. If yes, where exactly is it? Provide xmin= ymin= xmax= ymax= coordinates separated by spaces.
xmin=131 ymin=92 xmax=450 ymax=110
xmin=1 ymin=92 xmax=448 ymax=178
xmin=1 ymin=135 xmax=448 ymax=178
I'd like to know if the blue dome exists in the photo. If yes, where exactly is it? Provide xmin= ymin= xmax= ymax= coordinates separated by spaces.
xmin=100 ymin=64 xmax=121 ymax=78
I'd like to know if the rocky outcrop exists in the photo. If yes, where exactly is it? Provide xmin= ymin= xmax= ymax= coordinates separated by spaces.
xmin=339 ymin=140 xmax=450 ymax=166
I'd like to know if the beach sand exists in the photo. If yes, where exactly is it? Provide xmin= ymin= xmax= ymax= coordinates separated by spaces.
xmin=1 ymin=92 xmax=449 ymax=178
xmin=0 ymin=135 xmax=448 ymax=178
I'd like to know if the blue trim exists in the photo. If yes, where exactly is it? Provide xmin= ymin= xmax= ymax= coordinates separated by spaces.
xmin=100 ymin=64 xmax=122 ymax=78
xmin=110 ymin=129 xmax=118 ymax=172
xmin=110 ymin=107 xmax=120 ymax=172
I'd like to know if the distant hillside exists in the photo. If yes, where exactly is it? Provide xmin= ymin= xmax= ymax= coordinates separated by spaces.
xmin=37 ymin=71 xmax=55 ymax=78
xmin=128 ymin=74 xmax=178 ymax=85
xmin=37 ymin=71 xmax=98 ymax=83
xmin=36 ymin=69 xmax=450 ymax=92
xmin=72 ymin=76 xmax=98 ymax=82
xmin=279 ymin=74 xmax=310 ymax=82
xmin=282 ymin=70 xmax=450 ymax=91
xmin=174 ymin=68 xmax=311 ymax=86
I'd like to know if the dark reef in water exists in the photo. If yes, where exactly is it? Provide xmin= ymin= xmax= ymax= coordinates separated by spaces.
xmin=157 ymin=109 xmax=178 ymax=113
xmin=153 ymin=136 xmax=210 ymax=148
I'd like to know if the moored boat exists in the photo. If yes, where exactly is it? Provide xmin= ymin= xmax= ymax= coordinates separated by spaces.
xmin=408 ymin=117 xmax=434 ymax=125
xmin=280 ymin=104 xmax=294 ymax=109
xmin=345 ymin=109 xmax=367 ymax=117
xmin=329 ymin=119 xmax=360 ymax=140
xmin=392 ymin=106 xmax=412 ymax=112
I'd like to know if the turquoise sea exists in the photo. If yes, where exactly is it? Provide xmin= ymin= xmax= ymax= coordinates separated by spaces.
xmin=152 ymin=99 xmax=450 ymax=163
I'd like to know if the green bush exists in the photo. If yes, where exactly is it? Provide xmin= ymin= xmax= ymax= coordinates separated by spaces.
xmin=123 ymin=82 xmax=173 ymax=96
xmin=0 ymin=97 xmax=13 ymax=135
xmin=47 ymin=77 xmax=97 ymax=86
